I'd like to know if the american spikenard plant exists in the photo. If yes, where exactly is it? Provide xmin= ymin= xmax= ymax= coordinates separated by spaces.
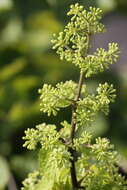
xmin=21 ymin=3 xmax=127 ymax=190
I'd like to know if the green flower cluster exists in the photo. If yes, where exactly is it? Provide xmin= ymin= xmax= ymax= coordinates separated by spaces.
xmin=52 ymin=3 xmax=120 ymax=77
xmin=38 ymin=80 xmax=77 ymax=116
xmin=22 ymin=171 xmax=41 ymax=190
xmin=79 ymin=43 xmax=119 ymax=77
xmin=22 ymin=123 xmax=71 ymax=190
xmin=23 ymin=123 xmax=60 ymax=150
xmin=76 ymin=83 xmax=116 ymax=127
xmin=76 ymin=136 xmax=126 ymax=190
xmin=22 ymin=123 xmax=127 ymax=190
xmin=22 ymin=3 xmax=127 ymax=190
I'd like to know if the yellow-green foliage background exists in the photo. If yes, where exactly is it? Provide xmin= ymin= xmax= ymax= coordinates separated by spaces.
xmin=0 ymin=0 xmax=127 ymax=189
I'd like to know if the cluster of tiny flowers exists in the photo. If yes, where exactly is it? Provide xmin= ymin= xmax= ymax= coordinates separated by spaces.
xmin=76 ymin=83 xmax=116 ymax=127
xmin=38 ymin=80 xmax=77 ymax=116
xmin=52 ymin=3 xmax=120 ymax=78
xmin=21 ymin=3 xmax=127 ymax=190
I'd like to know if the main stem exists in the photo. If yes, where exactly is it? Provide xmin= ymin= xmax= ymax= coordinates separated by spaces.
xmin=69 ymin=33 xmax=91 ymax=190
xmin=71 ymin=71 xmax=84 ymax=142
xmin=70 ymin=71 xmax=84 ymax=190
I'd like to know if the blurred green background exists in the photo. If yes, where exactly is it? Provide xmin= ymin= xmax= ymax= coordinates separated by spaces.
xmin=0 ymin=0 xmax=127 ymax=189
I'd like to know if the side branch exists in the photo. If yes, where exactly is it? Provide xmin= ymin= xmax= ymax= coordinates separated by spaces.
xmin=75 ymin=71 xmax=84 ymax=101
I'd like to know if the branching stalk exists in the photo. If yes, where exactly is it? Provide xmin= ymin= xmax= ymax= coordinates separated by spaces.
xmin=21 ymin=4 xmax=124 ymax=190
xmin=70 ymin=71 xmax=84 ymax=143
xmin=70 ymin=32 xmax=90 ymax=189
xmin=70 ymin=71 xmax=84 ymax=190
